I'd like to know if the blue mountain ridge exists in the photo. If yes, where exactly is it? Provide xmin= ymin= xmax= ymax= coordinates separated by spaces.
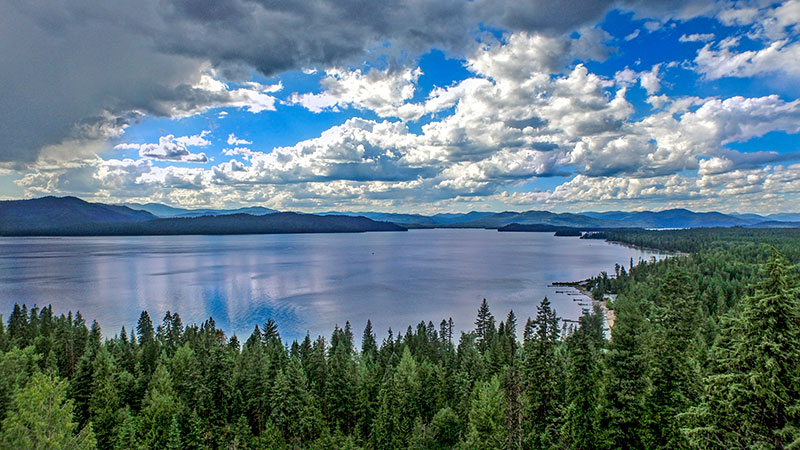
xmin=2 ymin=196 xmax=798 ymax=233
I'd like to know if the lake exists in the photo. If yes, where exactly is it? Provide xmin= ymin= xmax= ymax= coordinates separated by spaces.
xmin=0 ymin=229 xmax=665 ymax=343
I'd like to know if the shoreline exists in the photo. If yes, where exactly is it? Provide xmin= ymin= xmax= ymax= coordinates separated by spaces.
xmin=552 ymin=280 xmax=615 ymax=333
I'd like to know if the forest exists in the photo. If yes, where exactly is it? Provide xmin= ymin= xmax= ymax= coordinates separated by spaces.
xmin=1 ymin=228 xmax=799 ymax=449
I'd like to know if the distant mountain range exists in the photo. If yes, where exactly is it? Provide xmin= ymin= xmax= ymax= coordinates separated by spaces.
xmin=121 ymin=202 xmax=277 ymax=218
xmin=0 ymin=197 xmax=403 ymax=236
xmin=0 ymin=196 xmax=156 ymax=231
xmin=1 ymin=196 xmax=798 ymax=236
xmin=331 ymin=209 xmax=792 ymax=229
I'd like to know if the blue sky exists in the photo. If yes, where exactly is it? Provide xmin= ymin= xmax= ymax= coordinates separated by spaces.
xmin=2 ymin=0 xmax=800 ymax=214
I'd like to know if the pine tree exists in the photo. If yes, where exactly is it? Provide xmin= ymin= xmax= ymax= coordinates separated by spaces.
xmin=270 ymin=357 xmax=322 ymax=444
xmin=355 ymin=359 xmax=381 ymax=444
xmin=428 ymin=406 xmax=461 ymax=450
xmin=70 ymin=351 xmax=95 ymax=428
xmin=7 ymin=303 xmax=30 ymax=347
xmin=1 ymin=372 xmax=96 ymax=449
xmin=234 ymin=339 xmax=271 ymax=435
xmin=88 ymin=346 xmax=123 ymax=449
xmin=598 ymin=295 xmax=649 ymax=450
xmin=562 ymin=310 xmax=602 ymax=450
xmin=475 ymin=299 xmax=494 ymax=353
xmin=0 ymin=345 xmax=41 ymax=423
xmin=135 ymin=311 xmax=159 ymax=403
xmin=362 ymin=320 xmax=378 ymax=360
xmin=262 ymin=318 xmax=279 ymax=344
xmin=166 ymin=415 xmax=182 ymax=450
xmin=463 ymin=376 xmax=507 ymax=450
xmin=687 ymin=249 xmax=800 ymax=449
xmin=327 ymin=326 xmax=358 ymax=434
xmin=137 ymin=359 xmax=180 ymax=448
xmin=645 ymin=267 xmax=700 ymax=449
xmin=374 ymin=347 xmax=421 ymax=449
xmin=522 ymin=297 xmax=563 ymax=448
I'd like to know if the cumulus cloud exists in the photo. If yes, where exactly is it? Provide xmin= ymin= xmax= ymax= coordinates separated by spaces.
xmin=288 ymin=67 xmax=422 ymax=119
xmin=8 ymin=4 xmax=800 ymax=214
xmin=695 ymin=39 xmax=800 ymax=80
xmin=615 ymin=65 xmax=662 ymax=94
xmin=117 ymin=135 xmax=210 ymax=163
xmin=222 ymin=147 xmax=255 ymax=159
xmin=227 ymin=134 xmax=252 ymax=146
xmin=1 ymin=0 xmax=721 ymax=164
xmin=688 ymin=1 xmax=800 ymax=81
xmin=679 ymin=33 xmax=714 ymax=42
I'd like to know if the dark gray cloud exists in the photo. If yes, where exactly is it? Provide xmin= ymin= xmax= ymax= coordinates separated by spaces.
xmin=0 ymin=0 xmax=713 ymax=163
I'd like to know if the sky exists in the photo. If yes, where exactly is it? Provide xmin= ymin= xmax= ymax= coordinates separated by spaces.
xmin=1 ymin=0 xmax=800 ymax=214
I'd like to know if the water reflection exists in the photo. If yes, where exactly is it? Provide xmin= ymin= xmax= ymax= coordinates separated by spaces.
xmin=0 ymin=230 xmax=666 ymax=343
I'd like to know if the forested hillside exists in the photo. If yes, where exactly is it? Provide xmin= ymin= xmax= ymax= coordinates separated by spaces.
xmin=1 ymin=229 xmax=799 ymax=449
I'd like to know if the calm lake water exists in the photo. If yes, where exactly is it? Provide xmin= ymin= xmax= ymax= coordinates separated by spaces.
xmin=0 ymin=229 xmax=665 ymax=343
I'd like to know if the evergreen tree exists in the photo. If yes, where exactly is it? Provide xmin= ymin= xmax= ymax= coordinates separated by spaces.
xmin=166 ymin=415 xmax=182 ymax=450
xmin=562 ymin=310 xmax=602 ymax=450
xmin=475 ymin=299 xmax=495 ymax=353
xmin=88 ymin=346 xmax=123 ymax=449
xmin=374 ymin=347 xmax=421 ymax=449
xmin=1 ymin=372 xmax=96 ymax=449
xmin=262 ymin=318 xmax=279 ymax=344
xmin=687 ymin=249 xmax=800 ymax=449
xmin=135 ymin=311 xmax=159 ymax=403
xmin=7 ymin=304 xmax=30 ymax=347
xmin=522 ymin=297 xmax=563 ymax=448
xmin=598 ymin=295 xmax=650 ymax=450
xmin=327 ymin=326 xmax=358 ymax=434
xmin=361 ymin=320 xmax=378 ymax=360
xmin=355 ymin=358 xmax=380 ymax=443
xmin=463 ymin=376 xmax=506 ymax=450
xmin=645 ymin=267 xmax=701 ymax=449
xmin=234 ymin=338 xmax=271 ymax=435
xmin=428 ymin=406 xmax=461 ymax=450
xmin=137 ymin=359 xmax=179 ymax=448
xmin=270 ymin=357 xmax=323 ymax=444
xmin=0 ymin=345 xmax=41 ymax=423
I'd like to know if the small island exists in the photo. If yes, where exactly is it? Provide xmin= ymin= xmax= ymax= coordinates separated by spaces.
xmin=498 ymin=223 xmax=584 ymax=236
xmin=553 ymin=229 xmax=583 ymax=237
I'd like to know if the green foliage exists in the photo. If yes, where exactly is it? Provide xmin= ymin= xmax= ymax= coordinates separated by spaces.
xmin=687 ymin=249 xmax=800 ymax=449
xmin=136 ymin=358 xmax=179 ymax=448
xmin=598 ymin=295 xmax=649 ymax=450
xmin=562 ymin=309 xmax=603 ymax=450
xmin=270 ymin=357 xmax=323 ymax=444
xmin=463 ymin=376 xmax=506 ymax=450
xmin=522 ymin=297 xmax=565 ymax=448
xmin=1 ymin=372 xmax=96 ymax=449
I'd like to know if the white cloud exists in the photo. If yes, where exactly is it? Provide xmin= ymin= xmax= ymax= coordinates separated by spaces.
xmin=13 ymin=28 xmax=800 ymax=213
xmin=154 ymin=74 xmax=282 ymax=118
xmin=113 ymin=143 xmax=141 ymax=151
xmin=695 ymin=39 xmax=800 ymax=80
xmin=624 ymin=29 xmax=641 ymax=41
xmin=135 ymin=135 xmax=209 ymax=163
xmin=679 ymin=33 xmax=715 ymax=42
xmin=615 ymin=65 xmax=662 ymax=94
xmin=174 ymin=130 xmax=211 ymax=147
xmin=227 ymin=133 xmax=252 ymax=146
xmin=288 ymin=67 xmax=422 ymax=119
xmin=639 ymin=64 xmax=662 ymax=95
xmin=222 ymin=147 xmax=255 ymax=159
xmin=690 ymin=1 xmax=800 ymax=81
xmin=716 ymin=0 xmax=800 ymax=40
xmin=644 ymin=21 xmax=662 ymax=32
